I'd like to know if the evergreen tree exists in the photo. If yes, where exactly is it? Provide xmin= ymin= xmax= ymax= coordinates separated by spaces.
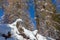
xmin=34 ymin=0 xmax=60 ymax=39
xmin=2 ymin=0 xmax=34 ymax=31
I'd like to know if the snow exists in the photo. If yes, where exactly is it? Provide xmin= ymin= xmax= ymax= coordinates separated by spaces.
xmin=10 ymin=34 xmax=23 ymax=40
xmin=41 ymin=8 xmax=45 ymax=11
xmin=50 ymin=11 xmax=53 ymax=13
xmin=9 ymin=24 xmax=20 ymax=35
xmin=32 ymin=30 xmax=38 ymax=36
xmin=7 ymin=37 xmax=16 ymax=40
xmin=36 ymin=34 xmax=46 ymax=40
xmin=11 ymin=19 xmax=23 ymax=25
xmin=0 ymin=36 xmax=5 ymax=40
xmin=44 ymin=3 xmax=48 ymax=6
xmin=34 ymin=17 xmax=37 ymax=20
xmin=0 ymin=18 xmax=55 ymax=40
xmin=0 ymin=24 xmax=11 ymax=35
xmin=22 ymin=27 xmax=36 ymax=40
xmin=0 ymin=19 xmax=22 ymax=35
xmin=10 ymin=18 xmax=23 ymax=34
xmin=36 ymin=34 xmax=55 ymax=40
xmin=46 ymin=15 xmax=51 ymax=18
xmin=46 ymin=10 xmax=49 ymax=12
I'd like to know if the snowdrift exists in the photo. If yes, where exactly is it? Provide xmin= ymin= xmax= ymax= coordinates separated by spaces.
xmin=0 ymin=19 xmax=55 ymax=40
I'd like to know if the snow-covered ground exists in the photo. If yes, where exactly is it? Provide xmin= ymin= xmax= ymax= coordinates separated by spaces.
xmin=0 ymin=19 xmax=55 ymax=40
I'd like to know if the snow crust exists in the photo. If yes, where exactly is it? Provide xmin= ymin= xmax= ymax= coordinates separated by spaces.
xmin=0 ymin=36 xmax=5 ymax=40
xmin=0 ymin=24 xmax=11 ymax=35
xmin=0 ymin=19 xmax=55 ymax=40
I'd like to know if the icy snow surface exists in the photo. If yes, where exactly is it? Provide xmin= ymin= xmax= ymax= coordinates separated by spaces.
xmin=0 ymin=24 xmax=11 ymax=35
xmin=0 ymin=36 xmax=5 ymax=40
xmin=0 ymin=19 xmax=55 ymax=40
